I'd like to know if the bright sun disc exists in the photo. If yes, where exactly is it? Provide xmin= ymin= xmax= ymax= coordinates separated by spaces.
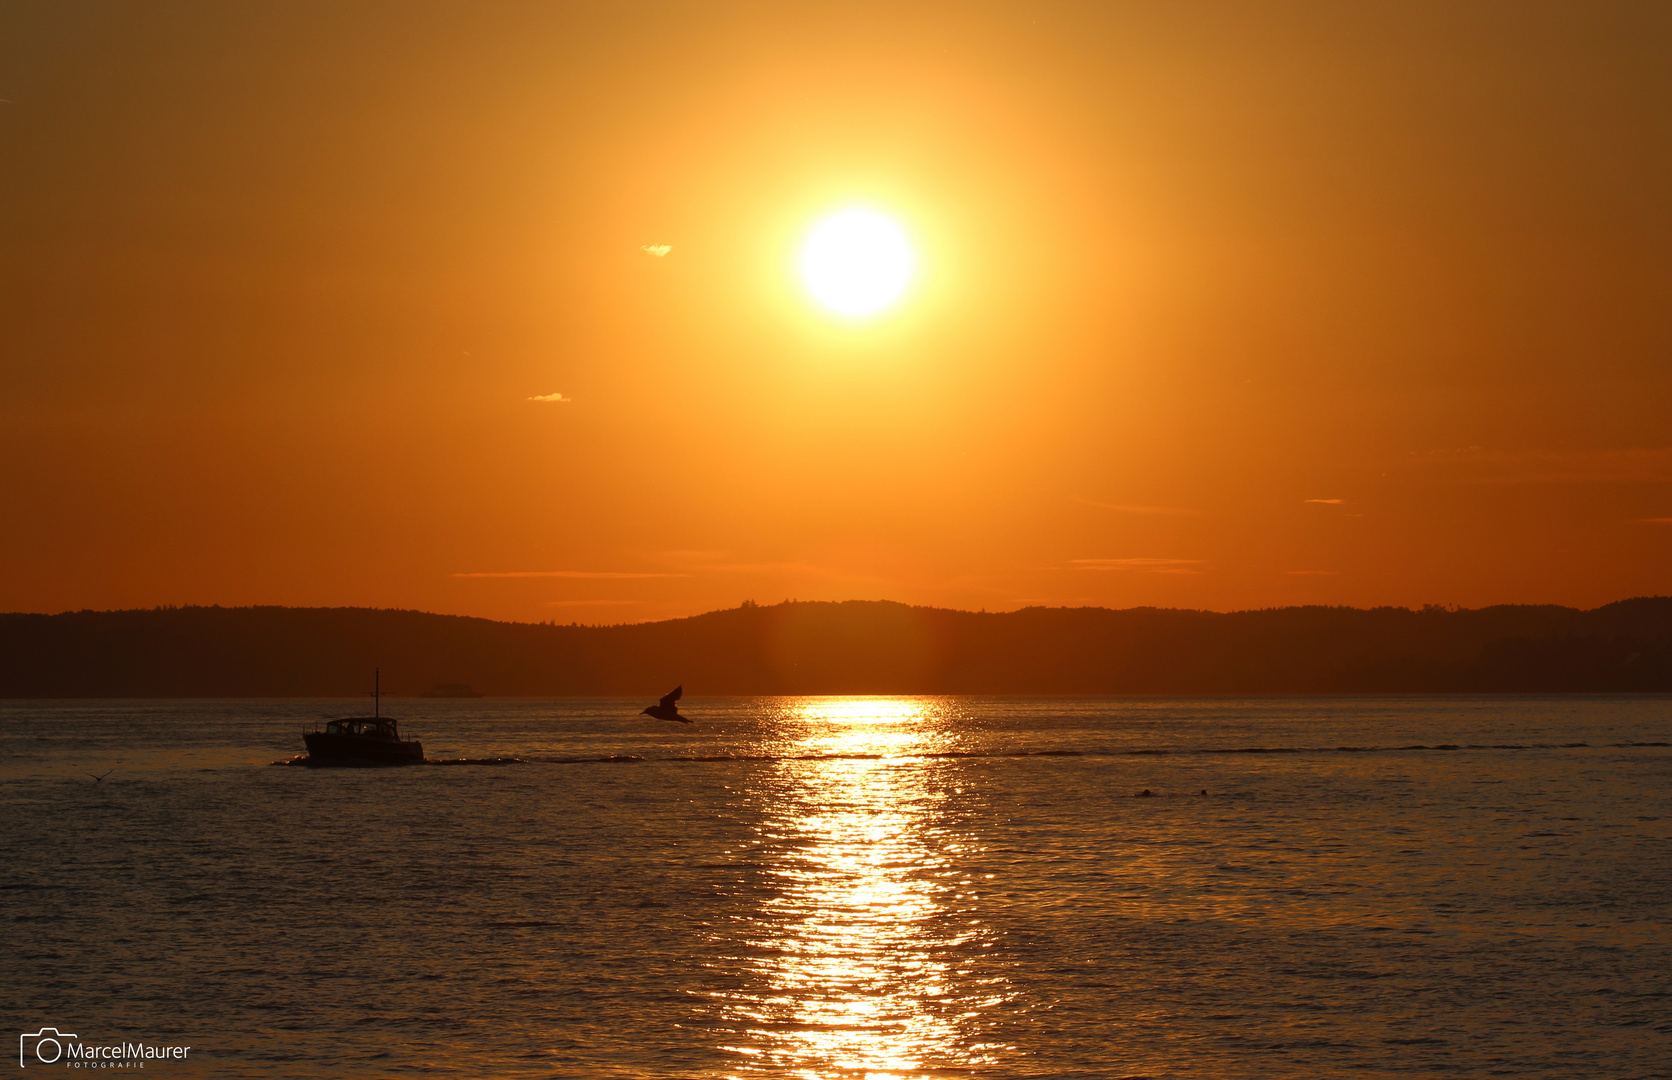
xmin=799 ymin=208 xmax=915 ymax=317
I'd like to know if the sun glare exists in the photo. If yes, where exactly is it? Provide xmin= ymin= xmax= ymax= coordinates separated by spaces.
xmin=799 ymin=208 xmax=916 ymax=318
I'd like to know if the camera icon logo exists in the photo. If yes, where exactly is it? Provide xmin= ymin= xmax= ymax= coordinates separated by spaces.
xmin=19 ymin=1029 xmax=76 ymax=1067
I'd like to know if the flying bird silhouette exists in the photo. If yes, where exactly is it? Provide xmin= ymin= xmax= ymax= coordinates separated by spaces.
xmin=641 ymin=686 xmax=688 ymax=724
xmin=84 ymin=769 xmax=113 ymax=783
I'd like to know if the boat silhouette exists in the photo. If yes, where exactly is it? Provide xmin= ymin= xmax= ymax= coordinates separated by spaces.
xmin=301 ymin=669 xmax=425 ymax=766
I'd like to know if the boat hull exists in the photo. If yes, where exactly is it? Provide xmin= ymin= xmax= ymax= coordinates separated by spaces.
xmin=302 ymin=732 xmax=425 ymax=766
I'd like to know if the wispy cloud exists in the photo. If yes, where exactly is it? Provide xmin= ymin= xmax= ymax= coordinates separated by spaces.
xmin=543 ymin=599 xmax=642 ymax=606
xmin=1071 ymin=557 xmax=1204 ymax=575
xmin=641 ymin=244 xmax=671 ymax=257
xmin=1640 ymin=517 xmax=1672 ymax=524
xmin=1286 ymin=570 xmax=1340 ymax=576
xmin=1075 ymin=497 xmax=1200 ymax=516
xmin=1303 ymin=498 xmax=1343 ymax=505
xmin=452 ymin=570 xmax=689 ymax=579
xmin=528 ymin=392 xmax=571 ymax=403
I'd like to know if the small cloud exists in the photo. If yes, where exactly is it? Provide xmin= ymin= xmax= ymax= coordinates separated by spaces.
xmin=453 ymin=570 xmax=688 ymax=579
xmin=543 ymin=599 xmax=642 ymax=606
xmin=1286 ymin=570 xmax=1340 ymax=576
xmin=528 ymin=392 xmax=571 ymax=403
xmin=1640 ymin=517 xmax=1672 ymax=524
xmin=641 ymin=244 xmax=671 ymax=257
xmin=1071 ymin=557 xmax=1204 ymax=575
xmin=1075 ymin=497 xmax=1200 ymax=515
xmin=1304 ymin=498 xmax=1344 ymax=504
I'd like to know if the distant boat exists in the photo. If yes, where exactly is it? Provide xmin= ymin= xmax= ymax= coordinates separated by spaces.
xmin=301 ymin=669 xmax=424 ymax=766
xmin=420 ymin=682 xmax=483 ymax=698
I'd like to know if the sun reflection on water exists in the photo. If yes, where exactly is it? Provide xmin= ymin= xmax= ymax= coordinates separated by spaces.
xmin=712 ymin=698 xmax=1013 ymax=1079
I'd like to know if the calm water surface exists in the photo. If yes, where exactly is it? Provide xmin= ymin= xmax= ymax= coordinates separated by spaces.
xmin=2 ymin=696 xmax=1669 ymax=1078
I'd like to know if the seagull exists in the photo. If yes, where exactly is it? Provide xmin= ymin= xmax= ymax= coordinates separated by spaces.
xmin=641 ymin=686 xmax=689 ymax=724
xmin=84 ymin=769 xmax=113 ymax=783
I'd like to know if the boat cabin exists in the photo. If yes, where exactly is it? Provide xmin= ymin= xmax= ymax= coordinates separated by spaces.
xmin=323 ymin=718 xmax=401 ymax=739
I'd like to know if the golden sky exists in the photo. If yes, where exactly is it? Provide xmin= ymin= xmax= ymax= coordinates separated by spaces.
xmin=3 ymin=2 xmax=1669 ymax=623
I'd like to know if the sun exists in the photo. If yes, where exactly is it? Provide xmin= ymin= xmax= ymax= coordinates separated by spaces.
xmin=798 ymin=208 xmax=916 ymax=318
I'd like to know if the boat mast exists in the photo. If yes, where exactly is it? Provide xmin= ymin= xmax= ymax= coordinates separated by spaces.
xmin=373 ymin=668 xmax=380 ymax=718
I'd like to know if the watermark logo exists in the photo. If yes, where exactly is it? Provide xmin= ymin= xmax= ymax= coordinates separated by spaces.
xmin=19 ymin=1030 xmax=73 ymax=1068
xmin=18 ymin=1028 xmax=191 ymax=1069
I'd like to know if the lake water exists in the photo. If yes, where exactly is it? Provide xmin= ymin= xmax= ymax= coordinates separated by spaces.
xmin=2 ymin=696 xmax=1669 ymax=1078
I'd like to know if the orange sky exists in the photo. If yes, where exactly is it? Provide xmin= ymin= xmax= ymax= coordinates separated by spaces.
xmin=3 ymin=2 xmax=1669 ymax=623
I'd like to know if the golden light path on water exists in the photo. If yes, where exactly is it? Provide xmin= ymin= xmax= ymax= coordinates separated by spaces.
xmin=709 ymin=698 xmax=1015 ymax=1079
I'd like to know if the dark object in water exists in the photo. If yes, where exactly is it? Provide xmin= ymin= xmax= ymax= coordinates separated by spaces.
xmin=420 ymin=682 xmax=483 ymax=698
xmin=641 ymin=685 xmax=689 ymax=724
xmin=303 ymin=717 xmax=424 ymax=766
xmin=1136 ymin=788 xmax=1155 ymax=797
xmin=301 ymin=669 xmax=424 ymax=766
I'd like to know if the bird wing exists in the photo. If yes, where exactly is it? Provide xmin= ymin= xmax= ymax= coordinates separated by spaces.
xmin=661 ymin=685 xmax=683 ymax=709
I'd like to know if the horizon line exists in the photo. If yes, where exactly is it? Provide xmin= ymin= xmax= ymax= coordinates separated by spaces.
xmin=5 ymin=595 xmax=1668 ymax=627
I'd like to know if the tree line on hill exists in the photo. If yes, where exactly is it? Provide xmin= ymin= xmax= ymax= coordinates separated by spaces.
xmin=1 ymin=597 xmax=1669 ymax=697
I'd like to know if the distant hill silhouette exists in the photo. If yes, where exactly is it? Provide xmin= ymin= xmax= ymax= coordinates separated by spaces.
xmin=2 ymin=598 xmax=1670 ymax=697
